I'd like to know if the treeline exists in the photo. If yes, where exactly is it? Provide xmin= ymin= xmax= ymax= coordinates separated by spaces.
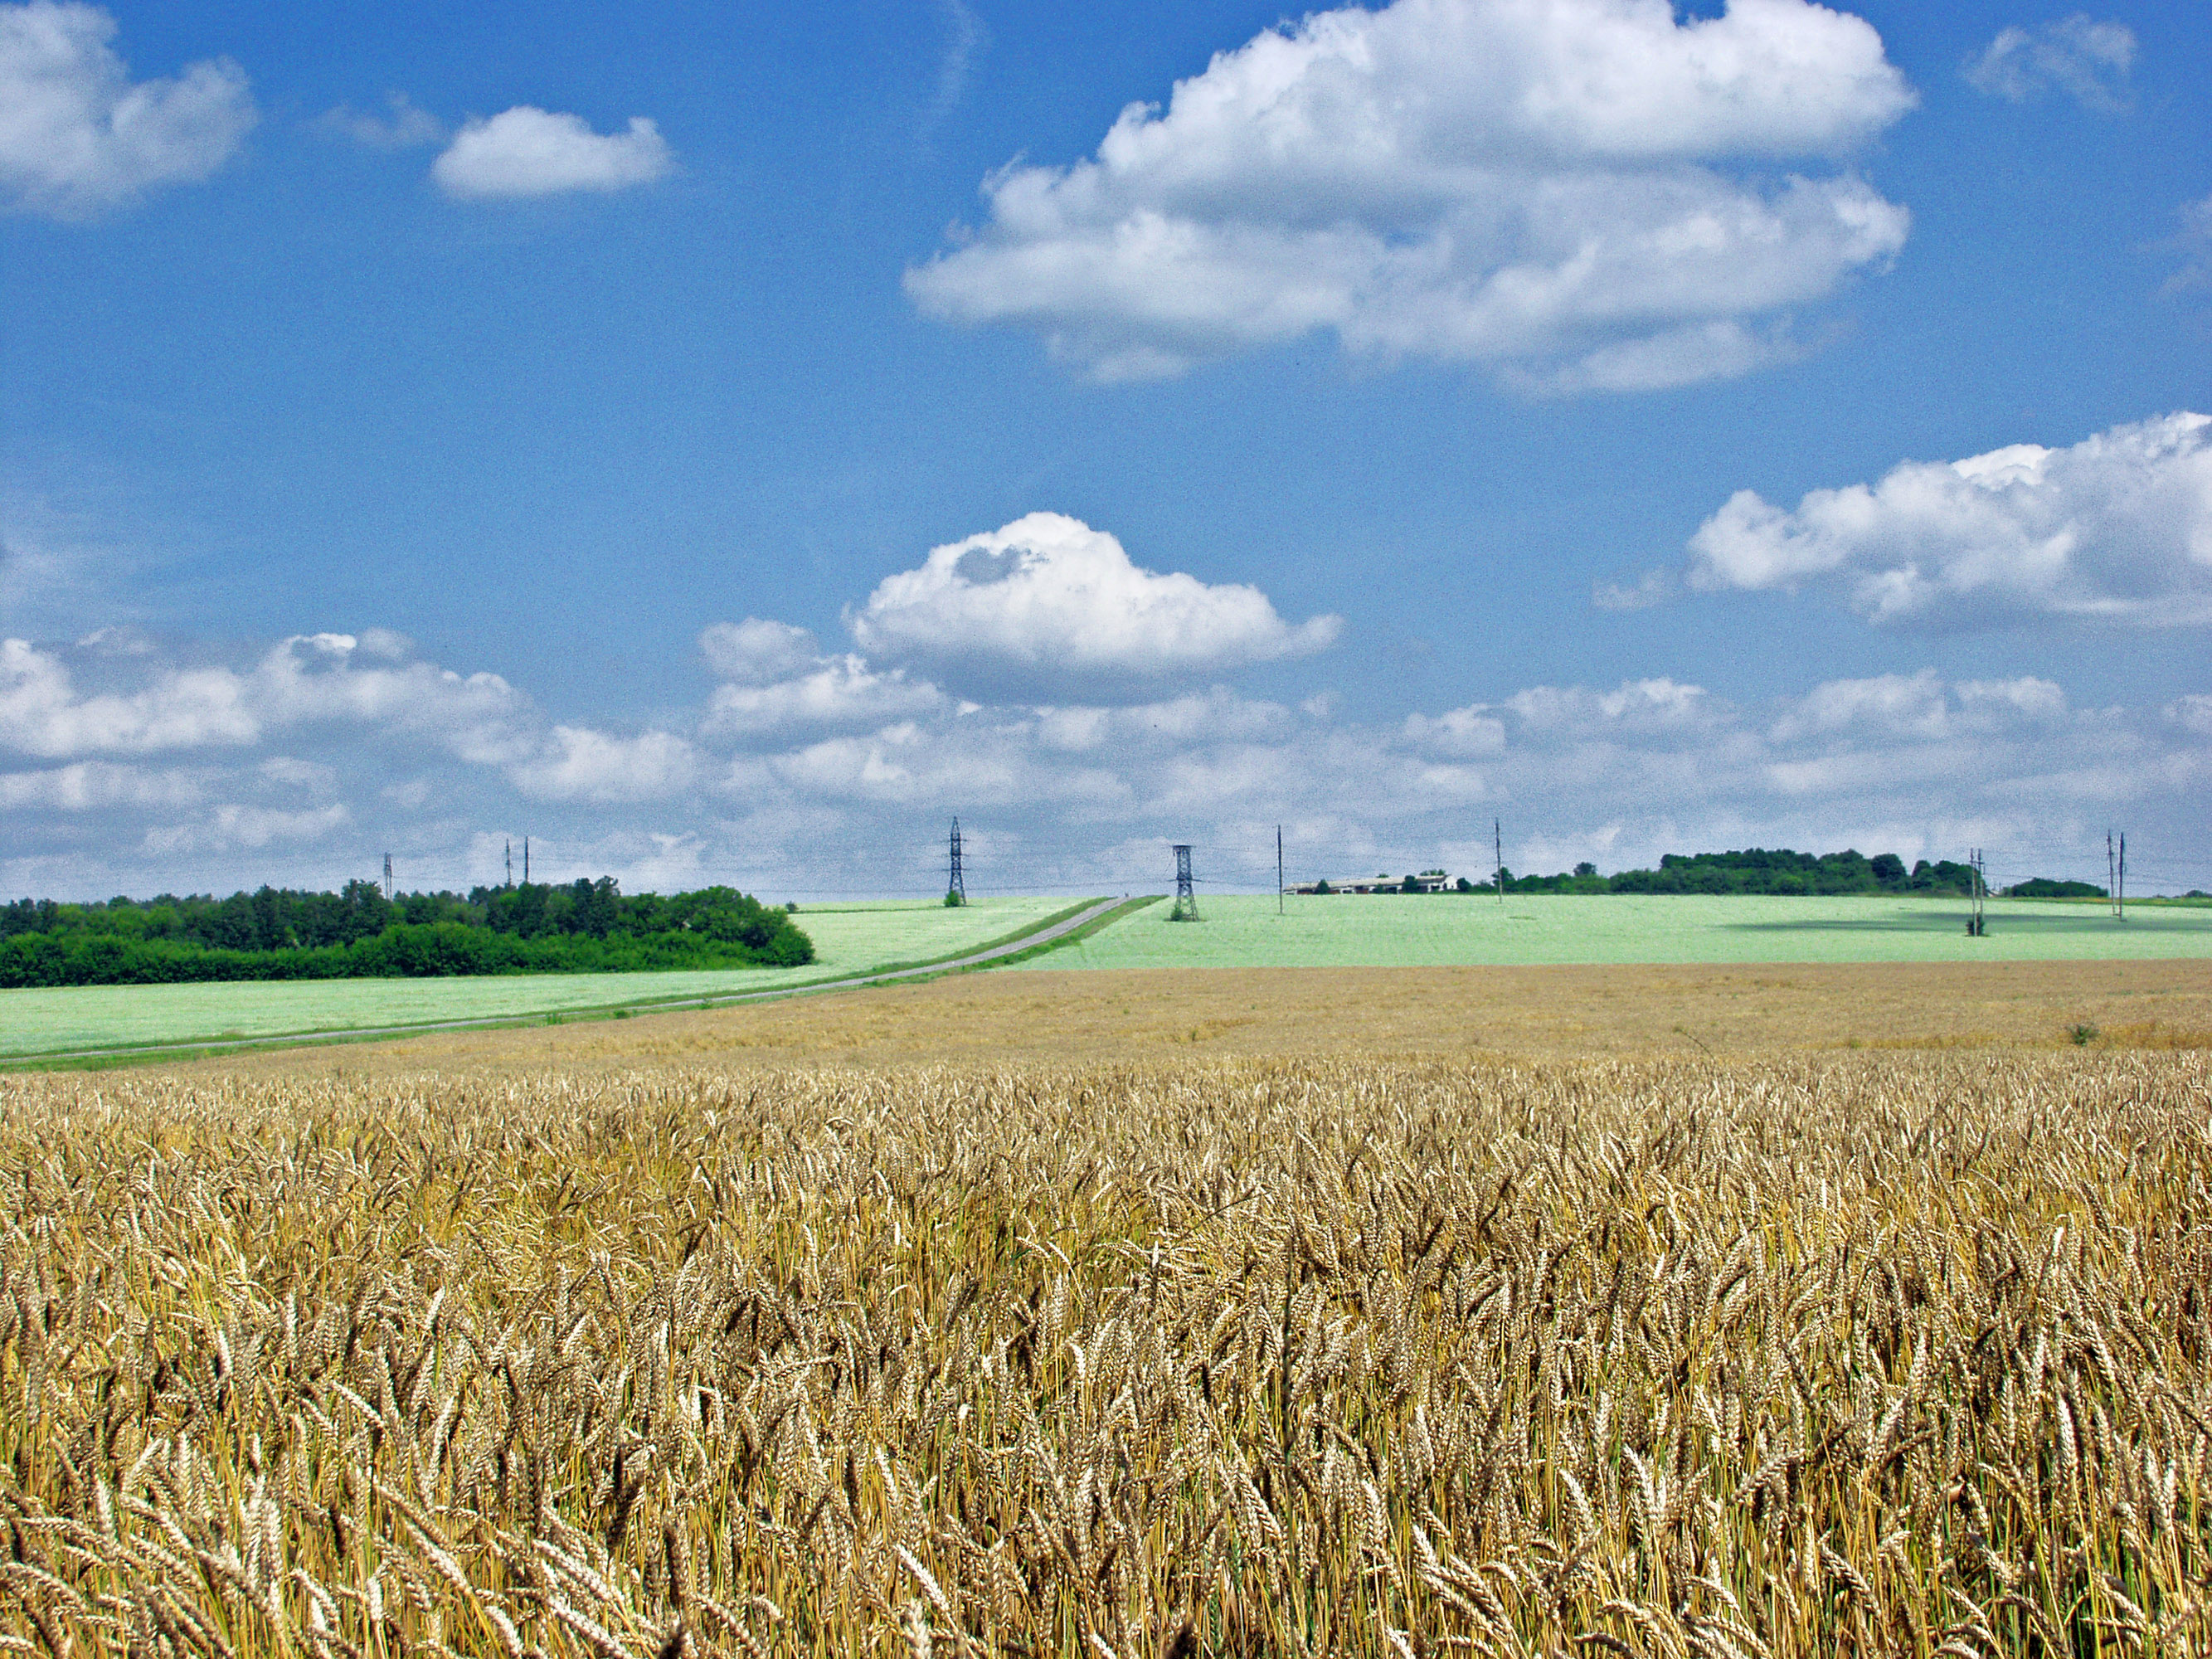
xmin=0 ymin=879 xmax=813 ymax=989
xmin=1440 ymin=849 xmax=2007 ymax=897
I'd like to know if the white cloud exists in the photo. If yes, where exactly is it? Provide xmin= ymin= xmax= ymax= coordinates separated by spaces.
xmin=2163 ymin=193 xmax=2212 ymax=296
xmin=1766 ymin=669 xmax=2066 ymax=742
xmin=1592 ymin=568 xmax=1673 ymax=611
xmin=2169 ymin=693 xmax=2212 ymax=737
xmin=142 ymin=802 xmax=349 ymax=854
xmin=1686 ymin=411 xmax=2212 ymax=627
xmin=1966 ymin=15 xmax=2135 ymax=111
xmin=512 ymin=725 xmax=696 ymax=802
xmin=5 ymin=615 xmax=2207 ymax=898
xmin=1505 ymin=677 xmax=1715 ymax=735
xmin=700 ymin=618 xmax=824 ymax=685
xmin=1400 ymin=704 xmax=1506 ymax=757
xmin=698 ymin=618 xmax=946 ymax=737
xmin=431 ymin=106 xmax=672 ymax=199
xmin=0 ymin=760 xmax=197 ymax=811
xmin=316 ymin=90 xmax=442 ymax=149
xmin=1 ymin=635 xmax=257 ymax=755
xmin=848 ymin=511 xmax=1340 ymax=690
xmin=924 ymin=0 xmax=989 ymax=137
xmin=0 ymin=1 xmax=254 ymax=217
xmin=1029 ymin=688 xmax=1296 ymax=756
xmin=707 ymin=660 xmax=945 ymax=737
xmin=906 ymin=0 xmax=1913 ymax=387
xmin=248 ymin=634 xmax=534 ymax=761
xmin=0 ymin=632 xmax=533 ymax=761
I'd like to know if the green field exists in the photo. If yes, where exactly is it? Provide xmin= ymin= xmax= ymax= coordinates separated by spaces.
xmin=0 ymin=896 xmax=1078 ymax=1058
xmin=1020 ymin=892 xmax=2212 ymax=971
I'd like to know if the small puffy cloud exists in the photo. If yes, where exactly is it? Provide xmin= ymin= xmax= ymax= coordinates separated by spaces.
xmin=431 ymin=106 xmax=672 ymax=199
xmin=698 ymin=617 xmax=946 ymax=737
xmin=0 ymin=760 xmax=197 ymax=811
xmin=700 ymin=618 xmax=824 ymax=685
xmin=849 ymin=512 xmax=1340 ymax=693
xmin=143 ymin=801 xmax=349 ymax=854
xmin=0 ymin=1 xmax=255 ymax=217
xmin=1686 ymin=411 xmax=2212 ymax=627
xmin=1592 ymin=569 xmax=1673 ymax=611
xmin=907 ymin=0 xmax=1914 ymax=387
xmin=1031 ymin=688 xmax=1293 ymax=753
xmin=2168 ymin=693 xmax=2212 ymax=737
xmin=1505 ymin=677 xmax=1714 ymax=736
xmin=707 ymin=660 xmax=944 ymax=738
xmin=1767 ymin=669 xmax=2066 ymax=742
xmin=316 ymin=90 xmax=442 ymax=149
xmin=1966 ymin=15 xmax=2135 ymax=111
xmin=250 ymin=634 xmax=532 ymax=760
xmin=512 ymin=725 xmax=696 ymax=802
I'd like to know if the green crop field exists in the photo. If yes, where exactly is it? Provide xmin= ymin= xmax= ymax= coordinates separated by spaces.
xmin=0 ymin=895 xmax=1079 ymax=1059
xmin=1020 ymin=892 xmax=2212 ymax=971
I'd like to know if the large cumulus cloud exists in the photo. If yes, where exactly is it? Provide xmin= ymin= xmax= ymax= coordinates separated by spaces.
xmin=906 ymin=0 xmax=1914 ymax=387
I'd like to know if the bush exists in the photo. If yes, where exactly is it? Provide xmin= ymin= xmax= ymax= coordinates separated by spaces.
xmin=2007 ymin=878 xmax=2106 ymax=899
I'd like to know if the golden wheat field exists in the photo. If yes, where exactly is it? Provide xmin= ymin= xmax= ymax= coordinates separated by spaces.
xmin=2 ymin=1038 xmax=2210 ymax=1657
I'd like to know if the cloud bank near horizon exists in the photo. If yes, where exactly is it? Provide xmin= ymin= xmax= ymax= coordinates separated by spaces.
xmin=5 ymin=617 xmax=2204 ymax=900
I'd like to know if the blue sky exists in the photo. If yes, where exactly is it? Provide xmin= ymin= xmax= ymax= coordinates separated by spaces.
xmin=4 ymin=0 xmax=2209 ymax=900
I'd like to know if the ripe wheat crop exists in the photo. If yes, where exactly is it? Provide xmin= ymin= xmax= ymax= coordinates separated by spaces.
xmin=1 ymin=1051 xmax=2208 ymax=1656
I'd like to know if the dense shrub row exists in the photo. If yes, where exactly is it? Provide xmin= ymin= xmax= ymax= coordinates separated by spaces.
xmin=0 ymin=888 xmax=813 ymax=988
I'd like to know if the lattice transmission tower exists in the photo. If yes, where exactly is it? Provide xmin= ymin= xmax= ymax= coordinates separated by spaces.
xmin=1171 ymin=844 xmax=1199 ymax=922
xmin=946 ymin=818 xmax=966 ymax=906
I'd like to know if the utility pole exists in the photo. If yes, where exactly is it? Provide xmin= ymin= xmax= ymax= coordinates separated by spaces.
xmin=1171 ymin=844 xmax=1198 ymax=922
xmin=2118 ymin=831 xmax=2126 ymax=922
xmin=382 ymin=852 xmax=393 ymax=902
xmin=1495 ymin=819 xmax=1505 ymax=904
xmin=1277 ymin=825 xmax=1284 ymax=917
xmin=2109 ymin=831 xmax=2118 ymax=919
xmin=946 ymin=818 xmax=966 ymax=906
xmin=505 ymin=839 xmax=513 ymax=888
xmin=1966 ymin=848 xmax=1986 ymax=936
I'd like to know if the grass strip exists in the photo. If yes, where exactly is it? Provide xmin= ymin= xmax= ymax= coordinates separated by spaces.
xmin=4 ymin=898 xmax=1114 ymax=1070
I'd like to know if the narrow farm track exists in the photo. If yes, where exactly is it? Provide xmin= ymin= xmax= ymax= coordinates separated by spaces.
xmin=19 ymin=896 xmax=1125 ymax=1064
